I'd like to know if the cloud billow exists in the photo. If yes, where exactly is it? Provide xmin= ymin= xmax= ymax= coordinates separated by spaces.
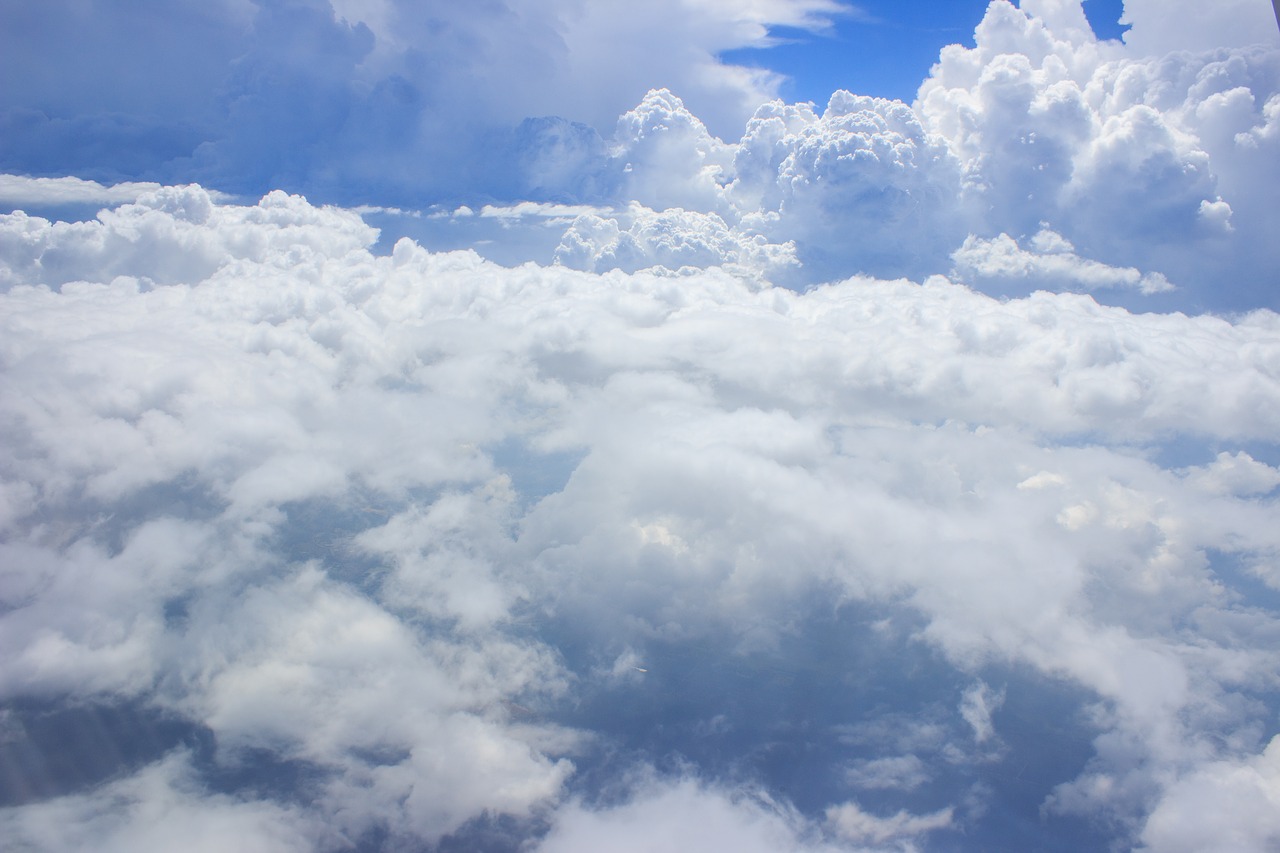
xmin=3 ymin=176 xmax=1280 ymax=850
xmin=5 ymin=0 xmax=1277 ymax=308
xmin=418 ymin=0 xmax=1277 ymax=307
xmin=3 ymin=2 xmax=1280 ymax=851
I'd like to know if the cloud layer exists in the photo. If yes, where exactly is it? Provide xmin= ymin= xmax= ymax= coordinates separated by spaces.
xmin=370 ymin=0 xmax=1280 ymax=313
xmin=3 ymin=2 xmax=1280 ymax=851
xmin=2 ymin=180 xmax=1279 ymax=850
xmin=5 ymin=0 xmax=1277 ymax=310
xmin=0 ymin=0 xmax=844 ymax=201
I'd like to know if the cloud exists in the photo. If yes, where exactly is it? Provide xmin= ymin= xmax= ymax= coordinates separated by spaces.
xmin=522 ymin=88 xmax=963 ymax=281
xmin=5 ymin=1 xmax=1277 ymax=310
xmin=0 ymin=175 xmax=169 ymax=208
xmin=1181 ymin=451 xmax=1280 ymax=498
xmin=1138 ymin=735 xmax=1280 ymax=853
xmin=2 ymin=185 xmax=1279 ymax=849
xmin=825 ymin=801 xmax=955 ymax=848
xmin=916 ymin=0 xmax=1280 ymax=308
xmin=610 ymin=88 xmax=738 ymax=213
xmin=441 ymin=0 xmax=1278 ymax=301
xmin=536 ymin=776 xmax=849 ymax=853
xmin=0 ymin=184 xmax=374 ymax=291
xmin=3 ymin=4 xmax=1280 ymax=848
xmin=843 ymin=755 xmax=932 ymax=792
xmin=730 ymin=92 xmax=966 ymax=281
xmin=553 ymin=204 xmax=798 ymax=281
xmin=0 ymin=0 xmax=848 ymax=200
xmin=0 ymin=751 xmax=315 ymax=853
xmin=169 ymin=564 xmax=575 ymax=844
xmin=1119 ymin=0 xmax=1280 ymax=56
xmin=525 ymin=87 xmax=964 ymax=282
xmin=951 ymin=228 xmax=1174 ymax=295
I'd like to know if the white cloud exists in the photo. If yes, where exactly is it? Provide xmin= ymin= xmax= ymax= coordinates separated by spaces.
xmin=9 ymin=0 xmax=1277 ymax=304
xmin=536 ymin=776 xmax=848 ymax=853
xmin=3 ymin=169 xmax=1280 ymax=849
xmin=0 ymin=0 xmax=849 ymax=198
xmin=539 ymin=87 xmax=964 ymax=282
xmin=3 ymin=2 xmax=1280 ymax=849
xmin=844 ymin=755 xmax=932 ymax=792
xmin=1182 ymin=451 xmax=1280 ymax=498
xmin=1139 ymin=735 xmax=1280 ymax=853
xmin=611 ymin=89 xmax=738 ymax=214
xmin=482 ymin=1 xmax=1279 ymax=299
xmin=352 ymin=479 xmax=527 ymax=633
xmin=5 ymin=1 xmax=1279 ymax=310
xmin=825 ymin=800 xmax=955 ymax=847
xmin=1119 ymin=0 xmax=1280 ymax=56
xmin=959 ymin=681 xmax=1006 ymax=745
xmin=0 ymin=174 xmax=168 ymax=208
xmin=554 ymin=204 xmax=798 ymax=281
xmin=171 ymin=564 xmax=575 ymax=844
xmin=0 ymin=751 xmax=315 ymax=853
xmin=733 ymin=91 xmax=966 ymax=280
xmin=915 ymin=0 xmax=1280 ymax=306
xmin=951 ymin=228 xmax=1174 ymax=294
xmin=0 ymin=185 xmax=374 ymax=291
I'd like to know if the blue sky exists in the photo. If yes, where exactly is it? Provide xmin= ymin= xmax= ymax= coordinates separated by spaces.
xmin=2 ymin=3 xmax=1280 ymax=853
xmin=728 ymin=0 xmax=1129 ymax=105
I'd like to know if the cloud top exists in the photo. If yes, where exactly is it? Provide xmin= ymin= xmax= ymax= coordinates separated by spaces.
xmin=2 ymin=184 xmax=1279 ymax=850
xmin=3 ymin=2 xmax=1280 ymax=851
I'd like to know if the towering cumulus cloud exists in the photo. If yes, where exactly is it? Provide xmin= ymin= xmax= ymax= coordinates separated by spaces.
xmin=439 ymin=0 xmax=1278 ymax=308
xmin=916 ymin=0 xmax=1280 ymax=308
xmin=0 ymin=0 xmax=844 ymax=200
xmin=1 ymin=2 xmax=1279 ymax=852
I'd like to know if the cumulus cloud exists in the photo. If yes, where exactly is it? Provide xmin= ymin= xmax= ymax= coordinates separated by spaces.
xmin=524 ymin=88 xmax=964 ymax=282
xmin=4 ymin=2 xmax=1280 ymax=850
xmin=507 ymin=88 xmax=965 ymax=281
xmin=730 ymin=91 xmax=966 ymax=280
xmin=610 ymin=88 xmax=739 ymax=214
xmin=2 ymin=186 xmax=1279 ymax=850
xmin=1182 ymin=451 xmax=1280 ymax=498
xmin=0 ymin=174 xmax=175 ymax=208
xmin=514 ymin=0 xmax=1278 ymax=299
xmin=536 ymin=777 xmax=847 ymax=853
xmin=553 ymin=204 xmax=798 ymax=281
xmin=951 ymin=228 xmax=1174 ymax=295
xmin=1138 ymin=735 xmax=1280 ymax=853
xmin=0 ymin=751 xmax=315 ymax=853
xmin=170 ymin=563 xmax=575 ymax=845
xmin=0 ymin=0 xmax=847 ymax=200
xmin=0 ymin=184 xmax=373 ymax=291
xmin=1119 ymin=0 xmax=1280 ymax=56
xmin=474 ymin=0 xmax=1278 ymax=301
xmin=916 ymin=0 xmax=1280 ymax=307
xmin=5 ymin=1 xmax=1277 ymax=306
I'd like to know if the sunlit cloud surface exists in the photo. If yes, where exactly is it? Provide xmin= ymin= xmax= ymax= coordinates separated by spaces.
xmin=2 ymin=2 xmax=1279 ymax=851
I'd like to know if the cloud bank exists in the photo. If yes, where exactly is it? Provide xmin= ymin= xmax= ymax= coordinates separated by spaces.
xmin=3 ymin=1 xmax=1280 ymax=851
xmin=377 ymin=0 xmax=1279 ymax=312
xmin=0 ymin=0 xmax=845 ymax=200
xmin=5 ymin=0 xmax=1278 ymax=309
xmin=2 ymin=178 xmax=1279 ymax=850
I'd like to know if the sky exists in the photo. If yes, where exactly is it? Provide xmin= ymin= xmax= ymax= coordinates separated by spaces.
xmin=734 ymin=0 xmax=1132 ymax=104
xmin=1 ymin=2 xmax=1280 ymax=852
